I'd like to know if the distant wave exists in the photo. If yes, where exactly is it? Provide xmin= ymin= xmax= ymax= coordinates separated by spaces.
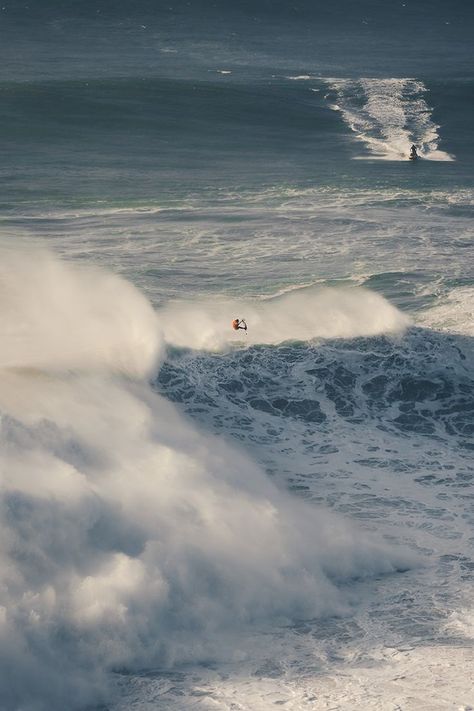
xmin=324 ymin=78 xmax=454 ymax=161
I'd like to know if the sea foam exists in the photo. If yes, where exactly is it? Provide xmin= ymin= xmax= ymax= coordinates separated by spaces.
xmin=0 ymin=248 xmax=414 ymax=710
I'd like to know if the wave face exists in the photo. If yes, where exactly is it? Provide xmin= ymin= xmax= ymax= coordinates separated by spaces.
xmin=0 ymin=250 xmax=412 ymax=711
xmin=325 ymin=78 xmax=454 ymax=161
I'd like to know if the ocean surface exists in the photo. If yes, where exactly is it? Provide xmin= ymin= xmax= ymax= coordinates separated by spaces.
xmin=0 ymin=1 xmax=473 ymax=709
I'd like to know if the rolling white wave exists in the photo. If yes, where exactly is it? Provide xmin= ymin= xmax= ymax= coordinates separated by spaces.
xmin=158 ymin=286 xmax=410 ymax=351
xmin=0 ymin=248 xmax=413 ymax=710
xmin=325 ymin=78 xmax=454 ymax=161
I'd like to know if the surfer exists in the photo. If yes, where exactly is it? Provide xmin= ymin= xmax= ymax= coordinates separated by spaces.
xmin=232 ymin=318 xmax=247 ymax=332
xmin=409 ymin=144 xmax=418 ymax=160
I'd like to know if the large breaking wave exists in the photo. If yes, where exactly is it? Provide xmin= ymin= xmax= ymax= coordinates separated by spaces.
xmin=156 ymin=286 xmax=410 ymax=351
xmin=0 ymin=248 xmax=414 ymax=710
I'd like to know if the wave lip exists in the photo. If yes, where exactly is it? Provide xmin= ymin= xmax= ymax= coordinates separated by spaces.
xmin=325 ymin=77 xmax=454 ymax=162
xmin=158 ymin=286 xmax=410 ymax=351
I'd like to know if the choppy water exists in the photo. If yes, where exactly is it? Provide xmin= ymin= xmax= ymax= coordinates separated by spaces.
xmin=0 ymin=2 xmax=473 ymax=710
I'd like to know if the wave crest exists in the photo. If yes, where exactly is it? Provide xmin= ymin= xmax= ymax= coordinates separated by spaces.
xmin=158 ymin=286 xmax=410 ymax=350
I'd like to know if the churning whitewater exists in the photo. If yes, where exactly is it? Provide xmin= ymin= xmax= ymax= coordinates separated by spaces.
xmin=0 ymin=249 xmax=413 ymax=710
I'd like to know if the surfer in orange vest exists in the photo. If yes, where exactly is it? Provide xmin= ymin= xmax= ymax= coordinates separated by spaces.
xmin=232 ymin=318 xmax=247 ymax=332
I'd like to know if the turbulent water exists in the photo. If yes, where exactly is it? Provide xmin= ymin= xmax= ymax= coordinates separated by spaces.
xmin=0 ymin=1 xmax=473 ymax=710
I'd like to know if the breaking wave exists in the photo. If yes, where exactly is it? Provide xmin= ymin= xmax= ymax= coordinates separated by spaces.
xmin=0 ymin=248 xmax=414 ymax=710
xmin=157 ymin=286 xmax=410 ymax=351
xmin=0 ymin=248 xmax=163 ymax=376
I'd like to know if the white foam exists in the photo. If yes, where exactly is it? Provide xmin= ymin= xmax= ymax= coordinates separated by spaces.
xmin=0 ymin=249 xmax=412 ymax=710
xmin=182 ymin=644 xmax=473 ymax=711
xmin=417 ymin=287 xmax=474 ymax=336
xmin=325 ymin=78 xmax=454 ymax=161
xmin=0 ymin=246 xmax=163 ymax=377
xmin=158 ymin=286 xmax=410 ymax=351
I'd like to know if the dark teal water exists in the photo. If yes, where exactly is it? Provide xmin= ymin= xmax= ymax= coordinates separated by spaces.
xmin=0 ymin=0 xmax=472 ymax=210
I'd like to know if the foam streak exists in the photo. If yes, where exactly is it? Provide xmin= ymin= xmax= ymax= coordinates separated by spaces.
xmin=325 ymin=78 xmax=454 ymax=161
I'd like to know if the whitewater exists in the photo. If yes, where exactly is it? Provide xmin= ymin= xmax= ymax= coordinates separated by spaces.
xmin=1 ymin=239 xmax=473 ymax=710
xmin=0 ymin=248 xmax=415 ymax=709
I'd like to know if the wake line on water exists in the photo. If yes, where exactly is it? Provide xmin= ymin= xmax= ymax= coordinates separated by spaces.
xmin=324 ymin=78 xmax=454 ymax=162
xmin=0 ymin=247 xmax=415 ymax=710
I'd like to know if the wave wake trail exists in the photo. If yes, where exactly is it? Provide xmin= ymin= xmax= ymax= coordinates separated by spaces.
xmin=158 ymin=285 xmax=410 ymax=351
xmin=0 ymin=249 xmax=414 ymax=710
xmin=325 ymin=78 xmax=454 ymax=161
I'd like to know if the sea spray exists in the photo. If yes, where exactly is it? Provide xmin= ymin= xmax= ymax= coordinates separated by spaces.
xmin=157 ymin=285 xmax=410 ymax=350
xmin=0 ymin=249 xmax=414 ymax=710
xmin=0 ymin=247 xmax=163 ymax=377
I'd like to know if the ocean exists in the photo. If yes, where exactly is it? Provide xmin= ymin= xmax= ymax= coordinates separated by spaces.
xmin=0 ymin=1 xmax=473 ymax=709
